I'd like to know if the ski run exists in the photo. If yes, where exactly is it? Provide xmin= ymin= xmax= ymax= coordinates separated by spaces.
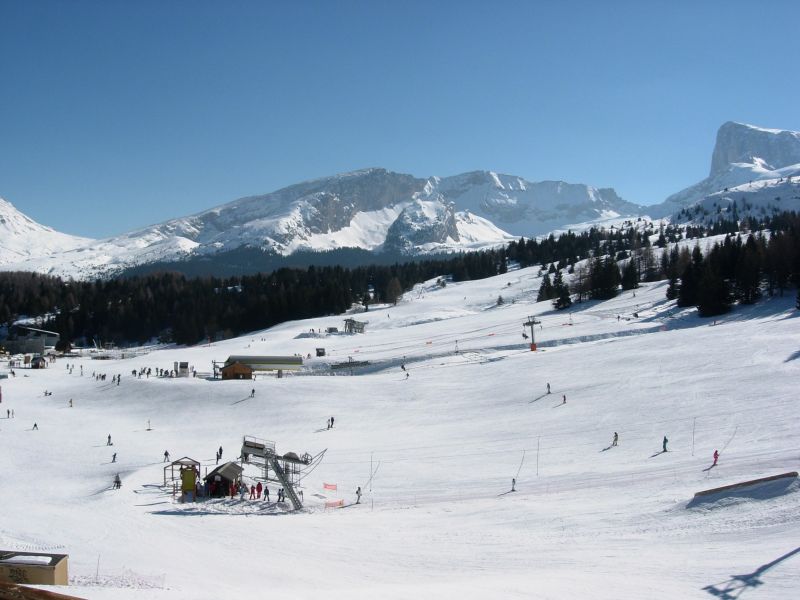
xmin=2 ymin=264 xmax=799 ymax=599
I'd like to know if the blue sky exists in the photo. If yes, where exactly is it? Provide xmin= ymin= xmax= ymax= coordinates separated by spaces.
xmin=2 ymin=0 xmax=799 ymax=238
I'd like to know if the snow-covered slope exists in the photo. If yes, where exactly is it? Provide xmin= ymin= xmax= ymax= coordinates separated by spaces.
xmin=653 ymin=122 xmax=800 ymax=218
xmin=0 ymin=197 xmax=91 ymax=266
xmin=683 ymin=175 xmax=800 ymax=222
xmin=1 ymin=268 xmax=798 ymax=599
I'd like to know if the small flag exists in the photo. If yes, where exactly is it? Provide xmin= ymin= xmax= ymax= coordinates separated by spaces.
xmin=323 ymin=483 xmax=337 ymax=491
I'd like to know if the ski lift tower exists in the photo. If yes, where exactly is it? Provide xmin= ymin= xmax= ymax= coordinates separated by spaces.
xmin=524 ymin=315 xmax=541 ymax=351
xmin=239 ymin=435 xmax=317 ymax=511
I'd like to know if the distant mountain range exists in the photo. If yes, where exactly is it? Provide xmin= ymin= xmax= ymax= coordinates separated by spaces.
xmin=2 ymin=121 xmax=800 ymax=279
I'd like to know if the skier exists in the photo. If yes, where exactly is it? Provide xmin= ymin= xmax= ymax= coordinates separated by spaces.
xmin=330 ymin=416 xmax=334 ymax=428
xmin=215 ymin=450 xmax=220 ymax=464
xmin=69 ymin=399 xmax=73 ymax=408
xmin=249 ymin=485 xmax=256 ymax=500
xmin=264 ymin=485 xmax=270 ymax=501
xmin=256 ymin=481 xmax=262 ymax=499
xmin=239 ymin=482 xmax=247 ymax=501
xmin=218 ymin=446 xmax=223 ymax=460
xmin=562 ymin=394 xmax=566 ymax=404
xmin=112 ymin=452 xmax=117 ymax=463
xmin=32 ymin=422 xmax=38 ymax=430
xmin=250 ymin=388 xmax=255 ymax=398
xmin=355 ymin=486 xmax=362 ymax=504
xmin=164 ymin=450 xmax=170 ymax=462
xmin=662 ymin=436 xmax=668 ymax=452
xmin=511 ymin=478 xmax=516 ymax=492
xmin=712 ymin=449 xmax=719 ymax=466
xmin=612 ymin=432 xmax=618 ymax=447
xmin=107 ymin=434 xmax=112 ymax=446
xmin=547 ymin=382 xmax=551 ymax=394
xmin=113 ymin=474 xmax=121 ymax=489
xmin=406 ymin=372 xmax=410 ymax=379
xmin=327 ymin=418 xmax=331 ymax=430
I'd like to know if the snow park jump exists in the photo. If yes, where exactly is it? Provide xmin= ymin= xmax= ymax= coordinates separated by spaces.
xmin=688 ymin=472 xmax=799 ymax=508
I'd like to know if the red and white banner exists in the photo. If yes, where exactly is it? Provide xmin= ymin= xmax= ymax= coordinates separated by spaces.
xmin=323 ymin=483 xmax=337 ymax=491
xmin=325 ymin=499 xmax=344 ymax=508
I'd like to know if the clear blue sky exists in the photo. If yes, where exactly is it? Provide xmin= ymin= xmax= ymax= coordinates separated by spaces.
xmin=2 ymin=0 xmax=799 ymax=238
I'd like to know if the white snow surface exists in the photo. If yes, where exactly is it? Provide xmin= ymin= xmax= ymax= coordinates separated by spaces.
xmin=0 ymin=198 xmax=91 ymax=266
xmin=2 ymin=268 xmax=799 ymax=599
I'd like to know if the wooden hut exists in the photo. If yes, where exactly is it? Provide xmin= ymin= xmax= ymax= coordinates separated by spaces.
xmin=220 ymin=362 xmax=253 ymax=380
xmin=0 ymin=551 xmax=69 ymax=585
xmin=203 ymin=462 xmax=244 ymax=497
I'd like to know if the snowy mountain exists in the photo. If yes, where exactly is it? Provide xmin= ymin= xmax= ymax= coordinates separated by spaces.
xmin=0 ymin=168 xmax=639 ymax=279
xmin=0 ymin=197 xmax=90 ymax=266
xmin=653 ymin=122 xmax=800 ymax=218
xmin=432 ymin=171 xmax=641 ymax=236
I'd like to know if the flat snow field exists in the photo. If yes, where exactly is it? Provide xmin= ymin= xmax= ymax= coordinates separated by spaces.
xmin=2 ymin=268 xmax=799 ymax=599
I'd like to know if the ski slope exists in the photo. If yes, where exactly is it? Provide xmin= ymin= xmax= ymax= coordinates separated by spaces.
xmin=1 ymin=267 xmax=799 ymax=599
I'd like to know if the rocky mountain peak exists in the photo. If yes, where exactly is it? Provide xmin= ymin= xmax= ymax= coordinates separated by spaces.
xmin=710 ymin=121 xmax=800 ymax=177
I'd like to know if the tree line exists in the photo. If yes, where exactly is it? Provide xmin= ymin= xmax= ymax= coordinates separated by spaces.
xmin=1 ymin=211 xmax=799 ymax=348
xmin=0 ymin=251 xmax=502 ymax=346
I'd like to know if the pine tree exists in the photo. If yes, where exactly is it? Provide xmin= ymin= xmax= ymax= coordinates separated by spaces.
xmin=552 ymin=270 xmax=572 ymax=310
xmin=621 ymin=259 xmax=639 ymax=290
xmin=537 ymin=273 xmax=553 ymax=302
xmin=697 ymin=263 xmax=731 ymax=317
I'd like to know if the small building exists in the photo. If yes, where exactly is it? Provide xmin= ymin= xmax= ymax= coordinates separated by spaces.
xmin=221 ymin=362 xmax=253 ymax=380
xmin=173 ymin=361 xmax=191 ymax=377
xmin=203 ymin=461 xmax=244 ymax=497
xmin=0 ymin=551 xmax=69 ymax=585
xmin=30 ymin=356 xmax=47 ymax=370
xmin=2 ymin=326 xmax=60 ymax=355
xmin=343 ymin=319 xmax=367 ymax=334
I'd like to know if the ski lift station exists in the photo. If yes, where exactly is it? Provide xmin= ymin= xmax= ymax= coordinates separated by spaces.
xmin=239 ymin=436 xmax=321 ymax=511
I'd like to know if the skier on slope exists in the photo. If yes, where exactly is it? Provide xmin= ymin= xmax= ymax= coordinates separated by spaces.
xmin=712 ymin=450 xmax=719 ymax=466
xmin=612 ymin=432 xmax=618 ymax=447
xmin=164 ymin=450 xmax=170 ymax=462
xmin=547 ymin=383 xmax=551 ymax=394
xmin=356 ymin=486 xmax=362 ymax=504
xmin=662 ymin=436 xmax=668 ymax=452
xmin=107 ymin=434 xmax=112 ymax=446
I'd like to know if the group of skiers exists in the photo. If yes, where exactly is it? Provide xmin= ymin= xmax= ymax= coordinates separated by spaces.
xmin=327 ymin=416 xmax=335 ymax=429
xmin=606 ymin=431 xmax=720 ymax=466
